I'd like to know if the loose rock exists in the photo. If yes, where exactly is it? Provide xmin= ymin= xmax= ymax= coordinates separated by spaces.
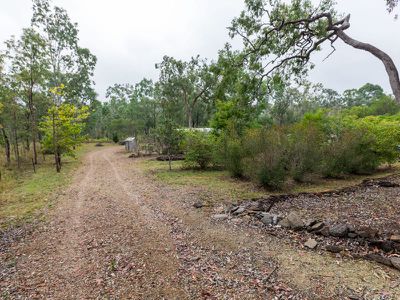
xmin=260 ymin=213 xmax=280 ymax=226
xmin=278 ymin=218 xmax=291 ymax=229
xmin=232 ymin=206 xmax=246 ymax=215
xmin=329 ymin=224 xmax=348 ymax=237
xmin=356 ymin=226 xmax=378 ymax=239
xmin=325 ymin=245 xmax=344 ymax=253
xmin=308 ymin=222 xmax=324 ymax=232
xmin=319 ymin=226 xmax=330 ymax=237
xmin=193 ymin=202 xmax=204 ymax=209
xmin=390 ymin=257 xmax=400 ymax=271
xmin=211 ymin=214 xmax=229 ymax=221
xmin=304 ymin=239 xmax=318 ymax=249
xmin=348 ymin=233 xmax=358 ymax=239
xmin=286 ymin=212 xmax=304 ymax=230
xmin=261 ymin=215 xmax=274 ymax=226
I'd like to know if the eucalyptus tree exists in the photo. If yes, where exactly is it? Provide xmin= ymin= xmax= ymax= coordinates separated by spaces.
xmin=210 ymin=44 xmax=267 ymax=134
xmin=6 ymin=28 xmax=49 ymax=164
xmin=230 ymin=0 xmax=400 ymax=103
xmin=342 ymin=83 xmax=385 ymax=107
xmin=130 ymin=79 xmax=159 ymax=135
xmin=105 ymin=83 xmax=135 ymax=137
xmin=31 ymin=0 xmax=96 ymax=105
xmin=0 ymin=55 xmax=11 ymax=166
xmin=156 ymin=55 xmax=214 ymax=128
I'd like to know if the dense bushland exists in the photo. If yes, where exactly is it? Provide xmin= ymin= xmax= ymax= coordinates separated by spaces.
xmin=202 ymin=109 xmax=400 ymax=190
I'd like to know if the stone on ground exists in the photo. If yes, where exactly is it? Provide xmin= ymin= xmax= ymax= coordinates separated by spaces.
xmin=212 ymin=214 xmax=229 ymax=221
xmin=304 ymin=239 xmax=318 ymax=249
xmin=329 ymin=224 xmax=348 ymax=237
xmin=286 ymin=211 xmax=304 ymax=230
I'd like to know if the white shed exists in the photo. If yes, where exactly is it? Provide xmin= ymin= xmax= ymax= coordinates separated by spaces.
xmin=123 ymin=137 xmax=137 ymax=152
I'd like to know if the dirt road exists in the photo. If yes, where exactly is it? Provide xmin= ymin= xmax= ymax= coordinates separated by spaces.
xmin=1 ymin=146 xmax=399 ymax=299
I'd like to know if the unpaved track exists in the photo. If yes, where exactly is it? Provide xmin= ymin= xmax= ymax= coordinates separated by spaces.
xmin=1 ymin=146 xmax=400 ymax=299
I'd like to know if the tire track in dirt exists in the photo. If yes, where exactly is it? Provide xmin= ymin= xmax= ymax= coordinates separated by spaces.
xmin=109 ymin=147 xmax=400 ymax=299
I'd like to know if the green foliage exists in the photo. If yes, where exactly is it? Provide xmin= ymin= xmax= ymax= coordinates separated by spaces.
xmin=156 ymin=118 xmax=183 ymax=170
xmin=242 ymin=127 xmax=288 ymax=189
xmin=342 ymin=83 xmax=385 ymax=107
xmin=351 ymin=115 xmax=400 ymax=164
xmin=182 ymin=131 xmax=214 ymax=169
xmin=210 ymin=100 xmax=257 ymax=135
xmin=112 ymin=132 xmax=119 ymax=143
xmin=156 ymin=55 xmax=214 ymax=128
xmin=229 ymin=0 xmax=338 ymax=83
xmin=32 ymin=0 xmax=97 ymax=104
xmin=40 ymin=103 xmax=89 ymax=158
xmin=215 ymin=108 xmax=400 ymax=189
xmin=321 ymin=127 xmax=380 ymax=177
xmin=217 ymin=129 xmax=246 ymax=178
xmin=288 ymin=122 xmax=324 ymax=181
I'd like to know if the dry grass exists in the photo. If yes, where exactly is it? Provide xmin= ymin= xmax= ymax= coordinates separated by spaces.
xmin=139 ymin=159 xmax=400 ymax=202
xmin=138 ymin=159 xmax=265 ymax=202
xmin=0 ymin=143 xmax=95 ymax=229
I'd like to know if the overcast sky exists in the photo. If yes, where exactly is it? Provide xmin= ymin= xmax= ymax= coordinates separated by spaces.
xmin=1 ymin=0 xmax=399 ymax=100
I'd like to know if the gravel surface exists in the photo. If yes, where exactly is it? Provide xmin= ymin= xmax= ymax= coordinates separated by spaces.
xmin=1 ymin=146 xmax=399 ymax=299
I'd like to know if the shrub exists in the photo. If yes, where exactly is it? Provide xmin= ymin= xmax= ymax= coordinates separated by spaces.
xmin=322 ymin=127 xmax=380 ymax=177
xmin=217 ymin=131 xmax=246 ymax=177
xmin=182 ymin=131 xmax=213 ymax=169
xmin=112 ymin=133 xmax=119 ymax=143
xmin=354 ymin=115 xmax=400 ymax=165
xmin=287 ymin=123 xmax=324 ymax=182
xmin=242 ymin=127 xmax=288 ymax=190
xmin=217 ymin=110 xmax=400 ymax=189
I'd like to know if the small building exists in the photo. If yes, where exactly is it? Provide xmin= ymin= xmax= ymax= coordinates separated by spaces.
xmin=122 ymin=137 xmax=137 ymax=152
xmin=178 ymin=128 xmax=212 ymax=134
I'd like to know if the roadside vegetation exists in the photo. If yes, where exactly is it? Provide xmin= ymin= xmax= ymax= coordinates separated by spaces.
xmin=140 ymin=156 xmax=400 ymax=201
xmin=0 ymin=144 xmax=94 ymax=230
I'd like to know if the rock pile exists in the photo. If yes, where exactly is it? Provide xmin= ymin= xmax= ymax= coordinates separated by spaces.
xmin=216 ymin=203 xmax=400 ymax=271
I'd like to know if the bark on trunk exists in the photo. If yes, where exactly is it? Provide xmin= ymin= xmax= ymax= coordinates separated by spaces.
xmin=168 ymin=149 xmax=172 ymax=171
xmin=55 ymin=151 xmax=61 ymax=173
xmin=14 ymin=132 xmax=20 ymax=169
xmin=30 ymin=49 xmax=38 ymax=165
xmin=188 ymin=110 xmax=193 ymax=129
xmin=12 ymin=111 xmax=20 ymax=168
xmin=1 ymin=128 xmax=11 ymax=167
xmin=336 ymin=29 xmax=400 ymax=103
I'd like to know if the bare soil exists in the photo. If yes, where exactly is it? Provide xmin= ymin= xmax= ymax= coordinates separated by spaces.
xmin=1 ymin=146 xmax=399 ymax=299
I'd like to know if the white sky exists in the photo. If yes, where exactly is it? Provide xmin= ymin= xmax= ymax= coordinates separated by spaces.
xmin=1 ymin=0 xmax=399 ymax=100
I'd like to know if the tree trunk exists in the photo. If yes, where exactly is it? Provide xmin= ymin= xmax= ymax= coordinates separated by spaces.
xmin=12 ymin=111 xmax=20 ymax=169
xmin=188 ymin=110 xmax=193 ymax=128
xmin=168 ymin=149 xmax=172 ymax=171
xmin=55 ymin=151 xmax=61 ymax=173
xmin=14 ymin=133 xmax=20 ymax=169
xmin=1 ymin=128 xmax=11 ymax=167
xmin=32 ymin=132 xmax=38 ymax=164
xmin=52 ymin=110 xmax=59 ymax=172
xmin=337 ymin=29 xmax=400 ymax=103
xmin=29 ymin=47 xmax=38 ymax=165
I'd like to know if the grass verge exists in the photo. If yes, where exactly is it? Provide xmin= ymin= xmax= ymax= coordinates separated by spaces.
xmin=139 ymin=159 xmax=400 ymax=203
xmin=139 ymin=160 xmax=265 ymax=202
xmin=0 ymin=144 xmax=94 ymax=230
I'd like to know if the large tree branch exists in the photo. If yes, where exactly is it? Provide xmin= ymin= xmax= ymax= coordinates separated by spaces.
xmin=336 ymin=27 xmax=400 ymax=103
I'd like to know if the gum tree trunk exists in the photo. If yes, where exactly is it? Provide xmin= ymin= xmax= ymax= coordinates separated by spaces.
xmin=1 ymin=128 xmax=11 ymax=167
